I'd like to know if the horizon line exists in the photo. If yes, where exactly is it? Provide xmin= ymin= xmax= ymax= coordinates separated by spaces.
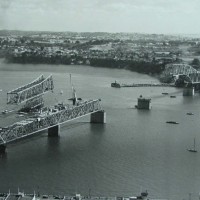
xmin=1 ymin=29 xmax=200 ymax=36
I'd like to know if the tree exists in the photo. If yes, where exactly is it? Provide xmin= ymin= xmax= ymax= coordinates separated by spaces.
xmin=191 ymin=58 xmax=200 ymax=69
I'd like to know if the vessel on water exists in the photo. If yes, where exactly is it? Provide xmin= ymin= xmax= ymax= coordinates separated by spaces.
xmin=170 ymin=95 xmax=176 ymax=98
xmin=2 ymin=110 xmax=14 ymax=114
xmin=162 ymin=92 xmax=169 ymax=95
xmin=111 ymin=80 xmax=121 ymax=88
xmin=187 ymin=112 xmax=194 ymax=115
xmin=166 ymin=121 xmax=179 ymax=124
xmin=187 ymin=138 xmax=197 ymax=153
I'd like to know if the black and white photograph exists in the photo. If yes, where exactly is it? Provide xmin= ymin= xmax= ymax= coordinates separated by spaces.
xmin=1 ymin=1 xmax=200 ymax=200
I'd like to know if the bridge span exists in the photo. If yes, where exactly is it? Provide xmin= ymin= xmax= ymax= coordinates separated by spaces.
xmin=0 ymin=75 xmax=105 ymax=154
xmin=162 ymin=63 xmax=200 ymax=83
xmin=0 ymin=99 xmax=105 ymax=153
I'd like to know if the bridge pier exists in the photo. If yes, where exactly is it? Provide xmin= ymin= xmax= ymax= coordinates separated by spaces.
xmin=90 ymin=110 xmax=106 ymax=124
xmin=48 ymin=125 xmax=60 ymax=137
xmin=183 ymin=87 xmax=194 ymax=96
xmin=0 ymin=144 xmax=6 ymax=154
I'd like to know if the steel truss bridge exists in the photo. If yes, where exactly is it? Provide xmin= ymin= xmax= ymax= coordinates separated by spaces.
xmin=0 ymin=99 xmax=102 ymax=145
xmin=162 ymin=63 xmax=200 ymax=83
xmin=7 ymin=74 xmax=54 ymax=104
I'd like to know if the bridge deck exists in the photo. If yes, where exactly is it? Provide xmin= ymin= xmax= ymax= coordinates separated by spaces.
xmin=0 ymin=99 xmax=102 ymax=145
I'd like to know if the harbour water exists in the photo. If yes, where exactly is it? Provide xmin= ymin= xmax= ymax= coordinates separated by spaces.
xmin=0 ymin=59 xmax=200 ymax=200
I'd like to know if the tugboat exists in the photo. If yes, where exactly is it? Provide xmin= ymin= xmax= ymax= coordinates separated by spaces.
xmin=111 ymin=80 xmax=121 ymax=88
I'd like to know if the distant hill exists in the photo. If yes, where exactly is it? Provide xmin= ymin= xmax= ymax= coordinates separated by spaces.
xmin=0 ymin=29 xmax=191 ymax=41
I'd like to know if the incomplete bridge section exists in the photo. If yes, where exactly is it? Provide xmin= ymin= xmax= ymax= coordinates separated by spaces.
xmin=7 ymin=74 xmax=54 ymax=104
xmin=0 ymin=99 xmax=102 ymax=144
xmin=0 ymin=74 xmax=105 ymax=153
xmin=0 ymin=99 xmax=105 ymax=152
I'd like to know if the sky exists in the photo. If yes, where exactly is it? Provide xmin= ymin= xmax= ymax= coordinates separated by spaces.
xmin=0 ymin=0 xmax=200 ymax=34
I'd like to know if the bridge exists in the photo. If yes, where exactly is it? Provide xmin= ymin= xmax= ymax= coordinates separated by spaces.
xmin=0 ymin=75 xmax=105 ymax=154
xmin=162 ymin=63 xmax=200 ymax=84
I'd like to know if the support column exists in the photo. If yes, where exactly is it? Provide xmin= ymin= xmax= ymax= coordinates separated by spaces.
xmin=90 ymin=110 xmax=106 ymax=124
xmin=183 ymin=87 xmax=194 ymax=96
xmin=48 ymin=125 xmax=60 ymax=137
xmin=0 ymin=144 xmax=6 ymax=154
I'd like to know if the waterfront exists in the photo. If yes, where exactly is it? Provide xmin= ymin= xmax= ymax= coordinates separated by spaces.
xmin=0 ymin=59 xmax=200 ymax=200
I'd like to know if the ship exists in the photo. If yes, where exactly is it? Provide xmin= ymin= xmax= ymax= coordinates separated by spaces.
xmin=111 ymin=81 xmax=121 ymax=88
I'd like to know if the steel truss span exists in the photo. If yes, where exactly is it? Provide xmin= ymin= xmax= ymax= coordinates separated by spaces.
xmin=0 ymin=99 xmax=102 ymax=145
xmin=7 ymin=75 xmax=54 ymax=104
xmin=164 ymin=64 xmax=199 ymax=76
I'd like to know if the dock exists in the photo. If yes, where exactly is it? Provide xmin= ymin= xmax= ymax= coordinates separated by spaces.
xmin=111 ymin=82 xmax=174 ymax=88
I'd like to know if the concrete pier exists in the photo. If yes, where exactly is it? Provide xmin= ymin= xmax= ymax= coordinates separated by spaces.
xmin=48 ymin=125 xmax=60 ymax=137
xmin=135 ymin=95 xmax=151 ymax=110
xmin=0 ymin=144 xmax=6 ymax=154
xmin=183 ymin=87 xmax=194 ymax=96
xmin=90 ymin=110 xmax=106 ymax=124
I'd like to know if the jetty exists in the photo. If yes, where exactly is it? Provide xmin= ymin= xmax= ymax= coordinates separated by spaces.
xmin=111 ymin=81 xmax=174 ymax=88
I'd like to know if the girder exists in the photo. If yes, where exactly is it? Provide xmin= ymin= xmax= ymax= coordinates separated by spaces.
xmin=162 ymin=64 xmax=200 ymax=83
xmin=0 ymin=99 xmax=102 ymax=145
xmin=7 ymin=75 xmax=54 ymax=104
xmin=164 ymin=64 xmax=198 ymax=76
xmin=19 ymin=96 xmax=44 ymax=112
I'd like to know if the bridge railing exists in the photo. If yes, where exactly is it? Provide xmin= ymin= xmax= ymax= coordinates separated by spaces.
xmin=0 ymin=99 xmax=102 ymax=145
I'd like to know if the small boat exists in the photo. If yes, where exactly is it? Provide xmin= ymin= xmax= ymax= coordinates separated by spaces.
xmin=170 ymin=95 xmax=176 ymax=98
xmin=2 ymin=110 xmax=8 ymax=114
xmin=111 ymin=80 xmax=121 ymax=88
xmin=187 ymin=138 xmax=197 ymax=153
xmin=162 ymin=92 xmax=169 ymax=95
xmin=2 ymin=109 xmax=14 ymax=114
xmin=166 ymin=121 xmax=179 ymax=124
xmin=187 ymin=112 xmax=194 ymax=115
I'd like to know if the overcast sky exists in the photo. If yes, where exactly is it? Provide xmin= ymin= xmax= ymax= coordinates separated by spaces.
xmin=0 ymin=0 xmax=200 ymax=34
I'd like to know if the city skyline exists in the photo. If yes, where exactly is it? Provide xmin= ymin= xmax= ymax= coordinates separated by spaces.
xmin=0 ymin=0 xmax=200 ymax=34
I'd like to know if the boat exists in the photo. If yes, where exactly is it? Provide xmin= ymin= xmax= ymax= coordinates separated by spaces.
xmin=2 ymin=110 xmax=8 ymax=114
xmin=187 ymin=138 xmax=197 ymax=153
xmin=187 ymin=112 xmax=194 ymax=115
xmin=111 ymin=80 xmax=121 ymax=88
xmin=2 ymin=109 xmax=14 ymax=114
xmin=162 ymin=92 xmax=169 ymax=95
xmin=166 ymin=121 xmax=179 ymax=124
xmin=170 ymin=95 xmax=176 ymax=98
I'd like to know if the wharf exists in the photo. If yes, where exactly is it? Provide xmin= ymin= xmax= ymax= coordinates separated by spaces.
xmin=111 ymin=82 xmax=174 ymax=88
